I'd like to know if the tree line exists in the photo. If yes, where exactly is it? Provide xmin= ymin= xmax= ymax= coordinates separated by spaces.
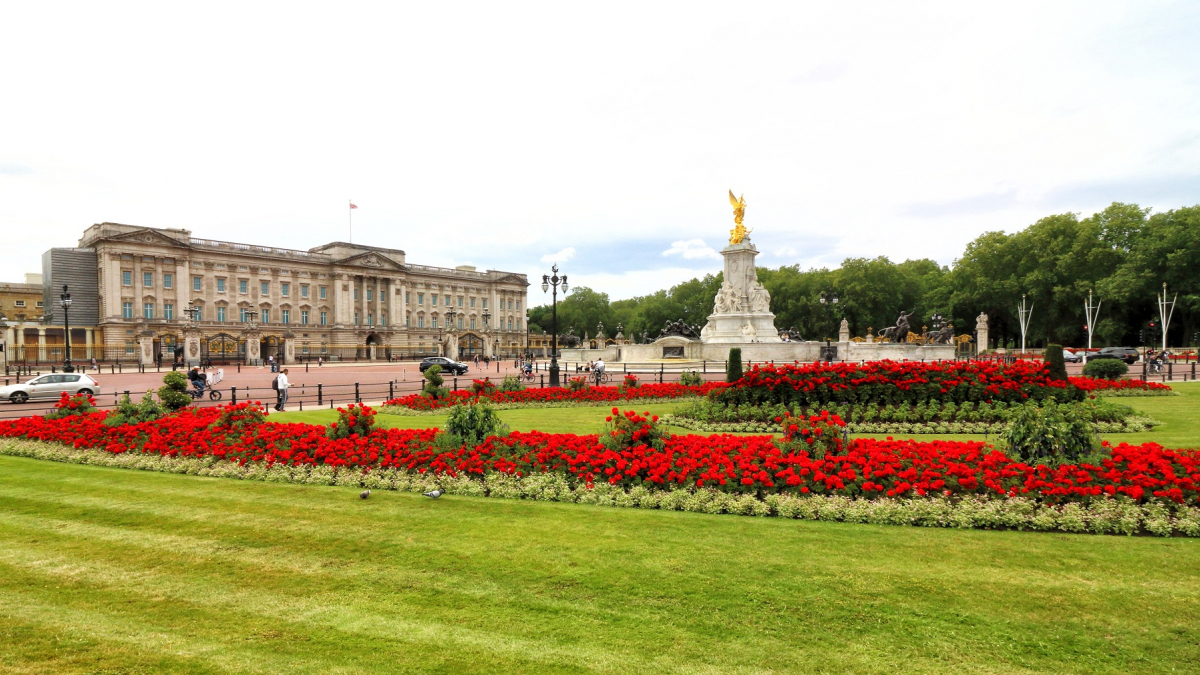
xmin=528 ymin=202 xmax=1199 ymax=350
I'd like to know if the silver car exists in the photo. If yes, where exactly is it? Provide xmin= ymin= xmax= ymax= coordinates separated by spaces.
xmin=0 ymin=372 xmax=102 ymax=404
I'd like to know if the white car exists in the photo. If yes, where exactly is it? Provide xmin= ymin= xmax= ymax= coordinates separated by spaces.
xmin=0 ymin=372 xmax=102 ymax=404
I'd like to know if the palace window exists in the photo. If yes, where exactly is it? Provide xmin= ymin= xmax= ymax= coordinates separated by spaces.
xmin=366 ymin=289 xmax=372 ymax=302
xmin=418 ymin=293 xmax=424 ymax=305
xmin=193 ymin=276 xmax=202 ymax=292
xmin=164 ymin=303 xmax=174 ymax=321
xmin=143 ymin=302 xmax=154 ymax=319
xmin=301 ymin=284 xmax=309 ymax=298
xmin=14 ymin=300 xmax=24 ymax=308
xmin=444 ymin=295 xmax=450 ymax=306
xmin=482 ymin=299 xmax=488 ymax=309
xmin=516 ymin=300 xmax=521 ymax=310
xmin=217 ymin=278 xmax=226 ymax=292
xmin=163 ymin=273 xmax=173 ymax=289
xmin=470 ymin=297 xmax=475 ymax=308
xmin=301 ymin=310 xmax=309 ymax=325
xmin=239 ymin=280 xmax=248 ymax=294
xmin=458 ymin=296 xmax=463 ymax=307
xmin=260 ymin=309 xmax=269 ymax=324
xmin=354 ymin=288 xmax=359 ymax=300
xmin=125 ymin=340 xmax=134 ymax=355
xmin=458 ymin=317 xmax=463 ymax=330
xmin=418 ymin=316 xmax=424 ymax=328
xmin=281 ymin=283 xmax=289 ymax=297
xmin=282 ymin=310 xmax=290 ymax=324
xmin=217 ymin=306 xmax=226 ymax=322
xmin=261 ymin=281 xmax=269 ymax=295
xmin=432 ymin=317 xmax=438 ymax=329
xmin=122 ymin=302 xmax=133 ymax=319
xmin=508 ymin=300 xmax=512 ymax=310
xmin=430 ymin=294 xmax=436 ymax=306
xmin=381 ymin=312 xmax=387 ymax=326
xmin=122 ymin=271 xmax=132 ymax=286
xmin=320 ymin=311 xmax=328 ymax=326
xmin=240 ymin=308 xmax=251 ymax=323
xmin=143 ymin=272 xmax=153 ymax=288
xmin=319 ymin=286 xmax=327 ymax=300
xmin=471 ymin=318 xmax=476 ymax=329
xmin=354 ymin=312 xmax=359 ymax=325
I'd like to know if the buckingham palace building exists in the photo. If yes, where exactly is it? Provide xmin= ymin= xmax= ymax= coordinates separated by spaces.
xmin=32 ymin=222 xmax=529 ymax=365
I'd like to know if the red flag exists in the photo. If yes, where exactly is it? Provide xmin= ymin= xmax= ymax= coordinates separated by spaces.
xmin=349 ymin=202 xmax=358 ymax=209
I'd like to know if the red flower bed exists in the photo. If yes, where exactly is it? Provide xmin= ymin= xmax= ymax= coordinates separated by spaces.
xmin=717 ymin=360 xmax=1084 ymax=406
xmin=2 ymin=403 xmax=1198 ymax=507
xmin=382 ymin=381 xmax=726 ymax=411
xmin=1069 ymin=377 xmax=1173 ymax=393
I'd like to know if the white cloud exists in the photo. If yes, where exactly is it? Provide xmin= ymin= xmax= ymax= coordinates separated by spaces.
xmin=773 ymin=246 xmax=799 ymax=258
xmin=662 ymin=239 xmax=720 ymax=260
xmin=540 ymin=247 xmax=576 ymax=263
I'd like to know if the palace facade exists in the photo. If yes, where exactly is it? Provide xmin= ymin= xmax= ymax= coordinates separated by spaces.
xmin=49 ymin=223 xmax=529 ymax=364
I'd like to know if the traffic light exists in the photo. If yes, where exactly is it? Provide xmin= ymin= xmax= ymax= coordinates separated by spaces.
xmin=1139 ymin=329 xmax=1145 ymax=344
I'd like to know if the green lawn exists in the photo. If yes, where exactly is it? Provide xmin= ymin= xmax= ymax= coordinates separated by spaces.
xmin=277 ymin=382 xmax=1200 ymax=448
xmin=2 ymin=456 xmax=1199 ymax=674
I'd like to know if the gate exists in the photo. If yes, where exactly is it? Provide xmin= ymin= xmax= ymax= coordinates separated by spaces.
xmin=202 ymin=333 xmax=244 ymax=365
xmin=459 ymin=332 xmax=484 ymax=356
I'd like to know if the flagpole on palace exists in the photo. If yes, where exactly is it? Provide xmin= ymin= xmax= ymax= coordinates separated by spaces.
xmin=349 ymin=199 xmax=353 ymax=243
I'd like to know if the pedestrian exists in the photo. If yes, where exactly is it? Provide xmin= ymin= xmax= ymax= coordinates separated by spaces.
xmin=318 ymin=355 xmax=323 ymax=367
xmin=474 ymin=354 xmax=479 ymax=368
xmin=90 ymin=356 xmax=97 ymax=371
xmin=274 ymin=368 xmax=290 ymax=411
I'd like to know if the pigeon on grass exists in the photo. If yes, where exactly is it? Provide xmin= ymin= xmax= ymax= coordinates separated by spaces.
xmin=360 ymin=490 xmax=371 ymax=499
xmin=423 ymin=489 xmax=443 ymax=499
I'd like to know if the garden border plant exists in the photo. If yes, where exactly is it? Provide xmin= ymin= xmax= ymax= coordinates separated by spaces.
xmin=4 ymin=396 xmax=1200 ymax=537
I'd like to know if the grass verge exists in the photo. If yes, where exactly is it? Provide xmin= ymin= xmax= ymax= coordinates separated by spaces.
xmin=1 ymin=454 xmax=1199 ymax=673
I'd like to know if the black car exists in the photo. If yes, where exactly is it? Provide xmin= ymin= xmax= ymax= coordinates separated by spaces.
xmin=418 ymin=356 xmax=469 ymax=375
xmin=1090 ymin=347 xmax=1140 ymax=364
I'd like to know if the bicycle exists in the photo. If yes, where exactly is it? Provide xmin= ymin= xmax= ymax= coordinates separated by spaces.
xmin=520 ymin=369 xmax=537 ymax=383
xmin=592 ymin=370 xmax=612 ymax=386
xmin=188 ymin=382 xmax=223 ymax=401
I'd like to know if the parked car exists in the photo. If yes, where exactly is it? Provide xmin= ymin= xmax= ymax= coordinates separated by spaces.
xmin=1090 ymin=347 xmax=1140 ymax=364
xmin=418 ymin=356 xmax=469 ymax=376
xmin=1062 ymin=349 xmax=1083 ymax=363
xmin=0 ymin=372 xmax=102 ymax=404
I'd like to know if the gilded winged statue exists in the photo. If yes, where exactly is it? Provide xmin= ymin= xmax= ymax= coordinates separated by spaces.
xmin=728 ymin=190 xmax=752 ymax=244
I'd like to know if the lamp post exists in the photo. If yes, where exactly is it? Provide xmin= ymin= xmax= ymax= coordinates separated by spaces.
xmin=819 ymin=290 xmax=839 ymax=339
xmin=445 ymin=307 xmax=457 ymax=359
xmin=1017 ymin=294 xmax=1034 ymax=354
xmin=525 ymin=309 xmax=530 ymax=359
xmin=541 ymin=263 xmax=568 ymax=387
xmin=482 ymin=308 xmax=491 ymax=359
xmin=60 ymin=285 xmax=74 ymax=372
xmin=1083 ymin=289 xmax=1101 ymax=364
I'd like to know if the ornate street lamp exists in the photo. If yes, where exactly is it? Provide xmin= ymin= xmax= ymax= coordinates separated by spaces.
xmin=184 ymin=303 xmax=201 ymax=325
xmin=541 ymin=263 xmax=568 ymax=386
xmin=60 ymin=285 xmax=74 ymax=373
xmin=445 ymin=307 xmax=458 ymax=332
xmin=819 ymin=291 xmax=839 ymax=306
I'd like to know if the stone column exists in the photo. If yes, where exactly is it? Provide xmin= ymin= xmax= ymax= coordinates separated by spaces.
xmin=975 ymin=312 xmax=989 ymax=356
xmin=85 ymin=328 xmax=93 ymax=359
xmin=374 ymin=276 xmax=382 ymax=329
xmin=183 ymin=324 xmax=202 ymax=367
xmin=282 ymin=329 xmax=296 ymax=365
xmin=138 ymin=331 xmax=154 ymax=366
xmin=38 ymin=327 xmax=46 ymax=362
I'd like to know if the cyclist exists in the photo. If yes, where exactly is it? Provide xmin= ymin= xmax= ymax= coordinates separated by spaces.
xmin=188 ymin=366 xmax=206 ymax=396
xmin=593 ymin=358 xmax=606 ymax=385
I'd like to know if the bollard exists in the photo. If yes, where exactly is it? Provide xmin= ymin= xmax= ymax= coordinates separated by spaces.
xmin=453 ymin=377 xmax=457 ymax=392
xmin=317 ymin=384 xmax=323 ymax=406
xmin=389 ymin=380 xmax=394 ymax=400
xmin=540 ymin=373 xmax=545 ymax=388
xmin=299 ymin=400 xmax=303 ymax=411
xmin=231 ymin=387 xmax=237 ymax=405
xmin=1169 ymin=361 xmax=1174 ymax=381
xmin=355 ymin=382 xmax=360 ymax=403
xmin=306 ymin=362 xmax=310 ymax=373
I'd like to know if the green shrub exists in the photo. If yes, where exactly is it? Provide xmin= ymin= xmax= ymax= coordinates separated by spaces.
xmin=208 ymin=402 xmax=267 ymax=431
xmin=1002 ymin=398 xmax=1096 ymax=465
xmin=1044 ymin=344 xmax=1068 ymax=381
xmin=157 ymin=371 xmax=193 ymax=412
xmin=680 ymin=370 xmax=704 ymax=387
xmin=444 ymin=401 xmax=509 ymax=447
xmin=567 ymin=377 xmax=589 ymax=392
xmin=499 ymin=375 xmax=525 ymax=392
xmin=727 ymin=347 xmax=743 ymax=383
xmin=422 ymin=364 xmax=448 ymax=399
xmin=104 ymin=392 xmax=166 ymax=427
xmin=1083 ymin=358 xmax=1128 ymax=380
xmin=602 ymin=408 xmax=668 ymax=453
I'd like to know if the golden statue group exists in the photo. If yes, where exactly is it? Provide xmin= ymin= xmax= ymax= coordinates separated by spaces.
xmin=728 ymin=190 xmax=751 ymax=244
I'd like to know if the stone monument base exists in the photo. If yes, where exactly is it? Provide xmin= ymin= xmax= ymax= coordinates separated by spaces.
xmin=701 ymin=312 xmax=782 ymax=343
xmin=561 ymin=339 xmax=955 ymax=365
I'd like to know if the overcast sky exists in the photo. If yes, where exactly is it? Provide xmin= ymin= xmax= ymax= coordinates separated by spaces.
xmin=2 ymin=2 xmax=1198 ymax=302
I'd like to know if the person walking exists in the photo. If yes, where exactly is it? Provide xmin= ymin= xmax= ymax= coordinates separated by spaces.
xmin=274 ymin=368 xmax=290 ymax=411
xmin=90 ymin=356 xmax=97 ymax=371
